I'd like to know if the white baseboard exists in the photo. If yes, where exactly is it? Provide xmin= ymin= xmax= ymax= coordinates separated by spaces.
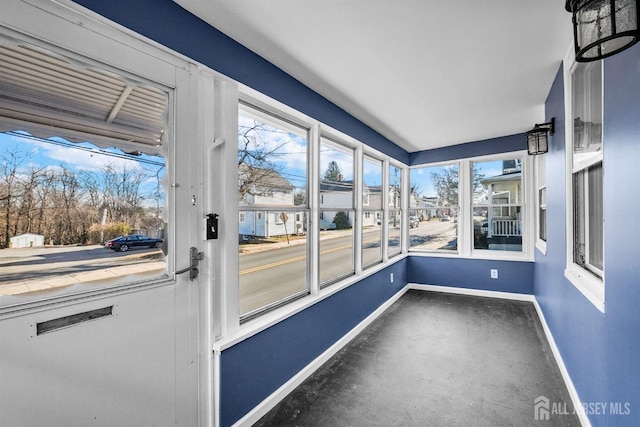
xmin=407 ymin=283 xmax=536 ymax=302
xmin=532 ymin=300 xmax=590 ymax=427
xmin=232 ymin=285 xmax=410 ymax=427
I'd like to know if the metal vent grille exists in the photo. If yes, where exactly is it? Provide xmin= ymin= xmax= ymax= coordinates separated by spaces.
xmin=0 ymin=44 xmax=167 ymax=149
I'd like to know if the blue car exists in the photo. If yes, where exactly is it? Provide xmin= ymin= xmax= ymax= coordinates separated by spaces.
xmin=105 ymin=235 xmax=163 ymax=252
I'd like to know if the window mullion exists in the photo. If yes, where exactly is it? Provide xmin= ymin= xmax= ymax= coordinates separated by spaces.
xmin=309 ymin=124 xmax=320 ymax=295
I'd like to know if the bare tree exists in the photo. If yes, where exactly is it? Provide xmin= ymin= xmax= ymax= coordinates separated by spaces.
xmin=0 ymin=146 xmax=29 ymax=248
xmin=237 ymin=119 xmax=293 ymax=203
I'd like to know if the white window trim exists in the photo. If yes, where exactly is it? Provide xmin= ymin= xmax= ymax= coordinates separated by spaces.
xmin=562 ymin=46 xmax=605 ymax=313
xmin=535 ymin=153 xmax=547 ymax=255
xmin=409 ymin=152 xmax=533 ymax=262
xmin=226 ymin=84 xmax=410 ymax=335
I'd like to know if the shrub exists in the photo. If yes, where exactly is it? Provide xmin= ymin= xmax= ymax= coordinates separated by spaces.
xmin=333 ymin=211 xmax=351 ymax=229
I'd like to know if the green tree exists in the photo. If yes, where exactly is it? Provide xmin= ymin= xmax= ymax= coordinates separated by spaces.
xmin=323 ymin=160 xmax=342 ymax=181
xmin=333 ymin=211 xmax=351 ymax=229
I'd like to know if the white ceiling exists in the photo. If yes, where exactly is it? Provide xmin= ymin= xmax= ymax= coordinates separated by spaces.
xmin=174 ymin=0 xmax=573 ymax=153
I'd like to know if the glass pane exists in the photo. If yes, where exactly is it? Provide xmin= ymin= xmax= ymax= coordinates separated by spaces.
xmin=238 ymin=107 xmax=309 ymax=316
xmin=539 ymin=188 xmax=547 ymax=242
xmin=473 ymin=159 xmax=522 ymax=252
xmin=239 ymin=210 xmax=308 ymax=316
xmin=409 ymin=164 xmax=458 ymax=251
xmin=362 ymin=210 xmax=382 ymax=268
xmin=389 ymin=164 xmax=402 ymax=212
xmin=320 ymin=139 xmax=354 ymax=209
xmin=363 ymin=155 xmax=383 ymax=209
xmin=588 ymin=163 xmax=603 ymax=271
xmin=238 ymin=109 xmax=308 ymax=207
xmin=572 ymin=62 xmax=602 ymax=159
xmin=0 ymin=131 xmax=167 ymax=301
xmin=388 ymin=211 xmax=401 ymax=257
xmin=320 ymin=210 xmax=354 ymax=285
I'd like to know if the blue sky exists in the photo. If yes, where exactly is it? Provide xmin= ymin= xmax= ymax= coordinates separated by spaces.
xmin=0 ymin=131 xmax=165 ymax=205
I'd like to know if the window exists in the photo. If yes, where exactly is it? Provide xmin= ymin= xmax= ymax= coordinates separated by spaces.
xmin=319 ymin=137 xmax=355 ymax=285
xmin=565 ymin=58 xmax=604 ymax=311
xmin=238 ymin=104 xmax=309 ymax=318
xmin=536 ymin=153 xmax=547 ymax=251
xmin=362 ymin=155 xmax=383 ymax=268
xmin=388 ymin=164 xmax=402 ymax=257
xmin=409 ymin=164 xmax=459 ymax=251
xmin=473 ymin=158 xmax=523 ymax=252
xmin=0 ymin=44 xmax=171 ymax=303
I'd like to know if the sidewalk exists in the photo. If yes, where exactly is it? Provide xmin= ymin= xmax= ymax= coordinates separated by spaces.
xmin=239 ymin=229 xmax=354 ymax=255
xmin=0 ymin=252 xmax=165 ymax=297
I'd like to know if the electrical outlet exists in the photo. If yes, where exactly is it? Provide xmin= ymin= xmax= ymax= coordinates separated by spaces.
xmin=490 ymin=269 xmax=498 ymax=279
xmin=390 ymin=273 xmax=394 ymax=283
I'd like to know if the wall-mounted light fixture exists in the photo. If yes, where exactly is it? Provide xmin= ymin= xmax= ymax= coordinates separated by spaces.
xmin=527 ymin=118 xmax=555 ymax=155
xmin=565 ymin=0 xmax=640 ymax=62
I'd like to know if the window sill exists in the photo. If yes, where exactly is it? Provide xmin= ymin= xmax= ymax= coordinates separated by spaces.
xmin=564 ymin=265 xmax=604 ymax=313
xmin=535 ymin=240 xmax=547 ymax=256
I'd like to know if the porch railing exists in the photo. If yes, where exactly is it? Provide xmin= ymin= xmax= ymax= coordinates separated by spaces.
xmin=490 ymin=219 xmax=521 ymax=237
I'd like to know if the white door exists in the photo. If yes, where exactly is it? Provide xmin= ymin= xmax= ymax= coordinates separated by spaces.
xmin=0 ymin=3 xmax=203 ymax=426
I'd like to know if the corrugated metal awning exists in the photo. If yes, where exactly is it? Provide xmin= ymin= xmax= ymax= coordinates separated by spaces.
xmin=0 ymin=43 xmax=167 ymax=150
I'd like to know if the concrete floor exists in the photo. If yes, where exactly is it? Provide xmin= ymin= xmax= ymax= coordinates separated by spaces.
xmin=255 ymin=290 xmax=581 ymax=426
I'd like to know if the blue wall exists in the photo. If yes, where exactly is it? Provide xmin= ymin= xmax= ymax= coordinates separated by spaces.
xmin=534 ymin=46 xmax=640 ymax=427
xmin=409 ymin=257 xmax=534 ymax=294
xmin=220 ymin=260 xmax=407 ymax=426
xmin=72 ymin=0 xmax=409 ymax=164
xmin=409 ymin=132 xmax=526 ymax=166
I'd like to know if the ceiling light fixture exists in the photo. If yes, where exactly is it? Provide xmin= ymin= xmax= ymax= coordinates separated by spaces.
xmin=566 ymin=0 xmax=640 ymax=62
xmin=527 ymin=118 xmax=555 ymax=155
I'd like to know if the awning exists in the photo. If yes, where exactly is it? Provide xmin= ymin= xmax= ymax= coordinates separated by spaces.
xmin=0 ymin=42 xmax=168 ymax=151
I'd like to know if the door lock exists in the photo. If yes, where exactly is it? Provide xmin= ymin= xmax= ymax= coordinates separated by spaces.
xmin=174 ymin=247 xmax=204 ymax=280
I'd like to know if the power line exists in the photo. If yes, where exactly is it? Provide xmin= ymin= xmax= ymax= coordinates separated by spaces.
xmin=3 ymin=131 xmax=166 ymax=167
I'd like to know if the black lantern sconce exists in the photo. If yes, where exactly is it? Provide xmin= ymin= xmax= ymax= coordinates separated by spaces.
xmin=527 ymin=118 xmax=555 ymax=155
xmin=565 ymin=0 xmax=640 ymax=62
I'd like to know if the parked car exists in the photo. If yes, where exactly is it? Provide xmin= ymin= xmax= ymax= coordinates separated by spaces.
xmin=105 ymin=234 xmax=163 ymax=252
xmin=409 ymin=215 xmax=420 ymax=228
xmin=441 ymin=215 xmax=450 ymax=222
xmin=319 ymin=219 xmax=337 ymax=230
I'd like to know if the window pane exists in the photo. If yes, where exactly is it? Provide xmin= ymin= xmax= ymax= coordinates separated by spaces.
xmin=473 ymin=159 xmax=522 ymax=252
xmin=319 ymin=139 xmax=354 ymax=286
xmin=363 ymin=155 xmax=383 ymax=209
xmin=239 ymin=210 xmax=308 ymax=315
xmin=539 ymin=188 xmax=547 ymax=242
xmin=388 ymin=211 xmax=401 ymax=257
xmin=238 ymin=107 xmax=309 ymax=316
xmin=389 ymin=164 xmax=402 ymax=257
xmin=588 ymin=163 xmax=603 ymax=270
xmin=362 ymin=210 xmax=382 ymax=268
xmin=319 ymin=210 xmax=354 ymax=285
xmin=320 ymin=139 xmax=353 ymax=209
xmin=572 ymin=62 xmax=602 ymax=158
xmin=575 ymin=163 xmax=603 ymax=275
xmin=0 ymin=132 xmax=167 ymax=300
xmin=409 ymin=164 xmax=458 ymax=251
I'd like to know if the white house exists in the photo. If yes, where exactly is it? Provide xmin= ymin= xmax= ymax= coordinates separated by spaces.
xmin=238 ymin=165 xmax=303 ymax=238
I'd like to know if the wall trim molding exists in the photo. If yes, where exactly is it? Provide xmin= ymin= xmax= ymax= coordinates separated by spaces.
xmin=532 ymin=299 xmax=591 ymax=427
xmin=407 ymin=283 xmax=535 ymax=301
